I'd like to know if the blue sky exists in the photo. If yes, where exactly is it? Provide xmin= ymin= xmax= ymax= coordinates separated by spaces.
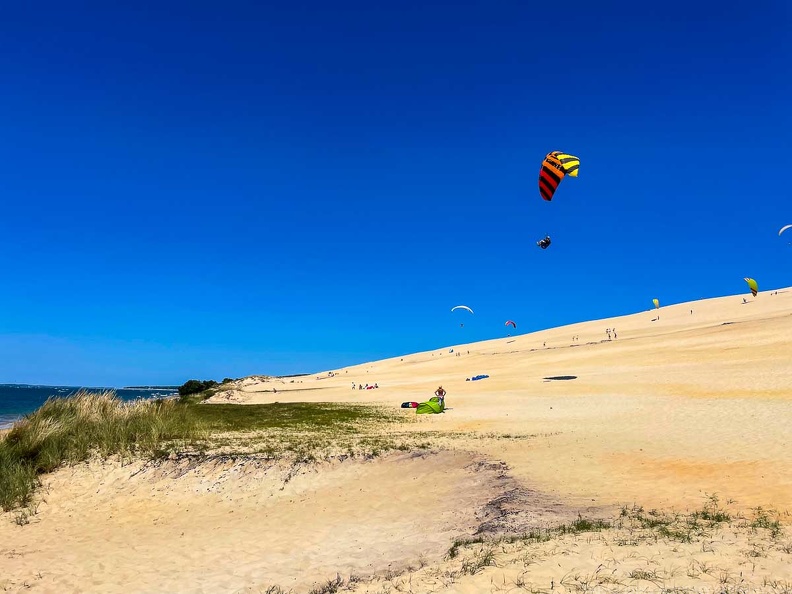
xmin=0 ymin=1 xmax=789 ymax=386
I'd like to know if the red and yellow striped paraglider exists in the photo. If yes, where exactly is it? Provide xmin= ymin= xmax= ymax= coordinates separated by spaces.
xmin=538 ymin=151 xmax=580 ymax=201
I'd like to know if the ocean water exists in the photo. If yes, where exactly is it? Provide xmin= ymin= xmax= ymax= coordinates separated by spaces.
xmin=0 ymin=384 xmax=178 ymax=429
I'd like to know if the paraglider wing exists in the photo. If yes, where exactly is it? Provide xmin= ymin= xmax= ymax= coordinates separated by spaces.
xmin=744 ymin=277 xmax=758 ymax=297
xmin=653 ymin=298 xmax=660 ymax=309
xmin=538 ymin=151 xmax=580 ymax=201
xmin=451 ymin=305 xmax=474 ymax=314
xmin=505 ymin=320 xmax=516 ymax=328
xmin=779 ymin=224 xmax=792 ymax=237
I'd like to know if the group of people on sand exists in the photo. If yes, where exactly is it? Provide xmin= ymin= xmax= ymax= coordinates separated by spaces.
xmin=352 ymin=382 xmax=378 ymax=390
xmin=542 ymin=330 xmax=617 ymax=347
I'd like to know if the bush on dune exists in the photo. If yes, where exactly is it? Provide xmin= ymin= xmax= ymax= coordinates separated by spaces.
xmin=178 ymin=379 xmax=218 ymax=397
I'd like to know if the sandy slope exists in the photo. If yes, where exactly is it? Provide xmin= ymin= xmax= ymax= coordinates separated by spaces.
xmin=212 ymin=288 xmax=792 ymax=513
xmin=1 ymin=451 xmax=526 ymax=593
xmin=2 ymin=288 xmax=791 ymax=593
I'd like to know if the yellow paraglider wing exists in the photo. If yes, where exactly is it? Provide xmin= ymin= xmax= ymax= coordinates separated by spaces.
xmin=653 ymin=298 xmax=659 ymax=309
xmin=744 ymin=277 xmax=758 ymax=297
xmin=557 ymin=152 xmax=580 ymax=177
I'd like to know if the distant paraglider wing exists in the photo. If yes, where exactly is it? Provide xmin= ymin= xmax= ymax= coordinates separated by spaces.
xmin=653 ymin=298 xmax=660 ymax=309
xmin=451 ymin=305 xmax=474 ymax=314
xmin=539 ymin=151 xmax=580 ymax=201
xmin=779 ymin=224 xmax=792 ymax=237
xmin=505 ymin=320 xmax=516 ymax=328
xmin=744 ymin=277 xmax=758 ymax=297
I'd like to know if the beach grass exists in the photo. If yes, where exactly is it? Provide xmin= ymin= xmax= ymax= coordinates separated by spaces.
xmin=0 ymin=391 xmax=412 ymax=511
xmin=0 ymin=391 xmax=201 ymax=510
xmin=190 ymin=401 xmax=387 ymax=432
xmin=184 ymin=401 xmax=421 ymax=461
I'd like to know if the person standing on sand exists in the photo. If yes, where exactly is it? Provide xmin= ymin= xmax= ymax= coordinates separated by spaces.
xmin=435 ymin=386 xmax=446 ymax=405
xmin=352 ymin=382 xmax=356 ymax=390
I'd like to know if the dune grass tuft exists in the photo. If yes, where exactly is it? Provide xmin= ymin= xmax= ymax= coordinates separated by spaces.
xmin=0 ymin=390 xmax=202 ymax=511
xmin=1 ymin=392 xmax=416 ymax=512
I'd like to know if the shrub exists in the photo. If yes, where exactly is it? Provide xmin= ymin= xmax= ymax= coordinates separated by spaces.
xmin=178 ymin=379 xmax=218 ymax=396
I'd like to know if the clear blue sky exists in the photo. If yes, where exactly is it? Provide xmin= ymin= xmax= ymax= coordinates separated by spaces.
xmin=0 ymin=1 xmax=789 ymax=386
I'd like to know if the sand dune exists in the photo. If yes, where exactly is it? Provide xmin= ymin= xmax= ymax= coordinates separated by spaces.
xmin=212 ymin=288 xmax=792 ymax=512
xmin=1 ymin=451 xmax=534 ymax=593
xmin=2 ymin=288 xmax=791 ymax=593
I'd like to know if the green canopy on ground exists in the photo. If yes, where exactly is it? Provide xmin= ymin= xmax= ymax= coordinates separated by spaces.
xmin=416 ymin=396 xmax=445 ymax=414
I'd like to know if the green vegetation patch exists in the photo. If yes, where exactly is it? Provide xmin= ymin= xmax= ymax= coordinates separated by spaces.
xmin=192 ymin=402 xmax=388 ymax=433
xmin=0 ymin=392 xmax=417 ymax=512
xmin=0 ymin=391 xmax=201 ymax=511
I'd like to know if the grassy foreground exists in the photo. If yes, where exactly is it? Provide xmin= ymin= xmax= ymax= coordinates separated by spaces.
xmin=0 ymin=391 xmax=410 ymax=512
xmin=301 ymin=500 xmax=791 ymax=594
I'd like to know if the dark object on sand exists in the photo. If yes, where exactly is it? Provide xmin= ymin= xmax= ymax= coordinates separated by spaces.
xmin=543 ymin=375 xmax=578 ymax=381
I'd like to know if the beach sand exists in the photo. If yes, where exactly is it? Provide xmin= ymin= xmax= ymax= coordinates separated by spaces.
xmin=2 ymin=288 xmax=791 ymax=592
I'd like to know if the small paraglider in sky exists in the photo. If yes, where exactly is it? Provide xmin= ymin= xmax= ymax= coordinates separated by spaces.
xmin=452 ymin=305 xmax=473 ymax=327
xmin=778 ymin=224 xmax=792 ymax=237
xmin=505 ymin=320 xmax=516 ymax=329
xmin=538 ymin=151 xmax=580 ymax=202
xmin=653 ymin=298 xmax=660 ymax=309
xmin=536 ymin=235 xmax=551 ymax=249
xmin=744 ymin=277 xmax=758 ymax=297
